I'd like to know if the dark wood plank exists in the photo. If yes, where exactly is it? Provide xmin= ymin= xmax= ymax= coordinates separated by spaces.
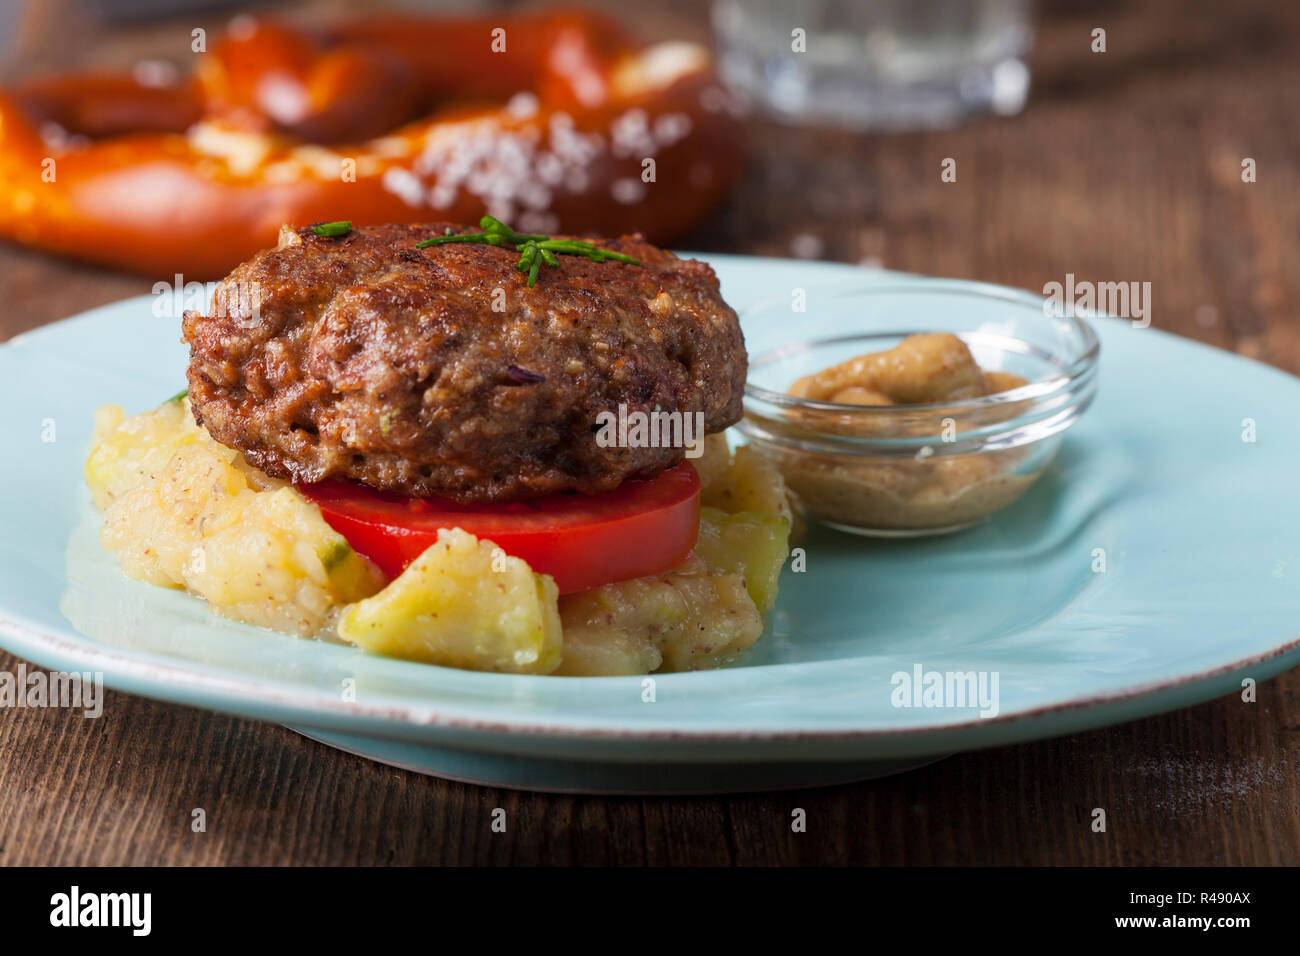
xmin=1 ymin=647 xmax=1294 ymax=865
xmin=1 ymin=0 xmax=1298 ymax=865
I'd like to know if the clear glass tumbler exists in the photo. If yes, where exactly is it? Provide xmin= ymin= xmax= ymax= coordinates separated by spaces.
xmin=712 ymin=0 xmax=1035 ymax=129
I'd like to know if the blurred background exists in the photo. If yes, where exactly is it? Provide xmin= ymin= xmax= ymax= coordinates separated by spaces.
xmin=1 ymin=0 xmax=1297 ymax=375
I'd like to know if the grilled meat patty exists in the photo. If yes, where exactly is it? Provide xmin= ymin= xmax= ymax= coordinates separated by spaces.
xmin=183 ymin=223 xmax=746 ymax=502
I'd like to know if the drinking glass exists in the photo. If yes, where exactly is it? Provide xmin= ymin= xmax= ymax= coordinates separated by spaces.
xmin=712 ymin=0 xmax=1035 ymax=129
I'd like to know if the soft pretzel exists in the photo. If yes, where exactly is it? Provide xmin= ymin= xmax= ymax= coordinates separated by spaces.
xmin=0 ymin=9 xmax=744 ymax=277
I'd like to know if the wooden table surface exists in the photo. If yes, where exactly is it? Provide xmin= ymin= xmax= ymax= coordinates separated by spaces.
xmin=2 ymin=0 xmax=1298 ymax=865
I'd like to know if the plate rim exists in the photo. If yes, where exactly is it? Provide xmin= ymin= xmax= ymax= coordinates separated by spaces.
xmin=1 ymin=607 xmax=1296 ymax=744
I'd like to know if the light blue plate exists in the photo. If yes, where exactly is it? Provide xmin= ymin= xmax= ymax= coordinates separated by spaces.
xmin=1 ymin=258 xmax=1297 ymax=793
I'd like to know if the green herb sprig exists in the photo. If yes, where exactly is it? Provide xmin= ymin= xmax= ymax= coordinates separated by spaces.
xmin=311 ymin=220 xmax=352 ymax=237
xmin=415 ymin=216 xmax=640 ymax=287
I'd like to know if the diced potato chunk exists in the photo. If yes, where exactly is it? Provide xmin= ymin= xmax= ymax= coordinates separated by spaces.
xmin=85 ymin=399 xmax=198 ymax=509
xmin=338 ymin=528 xmax=563 ymax=674
xmin=699 ymin=441 xmax=792 ymax=525
xmin=694 ymin=507 xmax=789 ymax=613
xmin=556 ymin=554 xmax=762 ymax=675
xmin=90 ymin=399 xmax=384 ymax=634
xmin=320 ymin=539 xmax=381 ymax=601
xmin=692 ymin=434 xmax=733 ymax=494
xmin=553 ymin=620 xmax=664 ymax=677
xmin=186 ymin=486 xmax=380 ymax=627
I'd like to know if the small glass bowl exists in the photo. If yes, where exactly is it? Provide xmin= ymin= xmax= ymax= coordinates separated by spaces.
xmin=736 ymin=281 xmax=1100 ymax=536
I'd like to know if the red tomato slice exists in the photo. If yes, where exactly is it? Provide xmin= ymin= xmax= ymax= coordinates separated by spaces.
xmin=298 ymin=462 xmax=701 ymax=595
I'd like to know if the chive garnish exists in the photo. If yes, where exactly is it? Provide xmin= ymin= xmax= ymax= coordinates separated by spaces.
xmin=169 ymin=388 xmax=188 ymax=403
xmin=416 ymin=215 xmax=640 ymax=288
xmin=311 ymin=220 xmax=352 ymax=237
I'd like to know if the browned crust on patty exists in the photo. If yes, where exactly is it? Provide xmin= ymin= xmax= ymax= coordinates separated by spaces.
xmin=182 ymin=223 xmax=746 ymax=502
